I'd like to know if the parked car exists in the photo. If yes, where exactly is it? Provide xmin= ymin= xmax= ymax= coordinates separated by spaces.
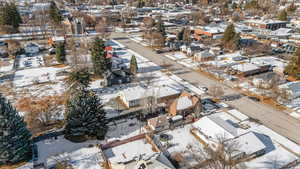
xmin=155 ymin=47 xmax=172 ymax=54
xmin=248 ymin=96 xmax=260 ymax=102
xmin=0 ymin=41 xmax=7 ymax=47
xmin=199 ymin=86 xmax=208 ymax=93
xmin=49 ymin=48 xmax=56 ymax=54
xmin=220 ymin=94 xmax=242 ymax=101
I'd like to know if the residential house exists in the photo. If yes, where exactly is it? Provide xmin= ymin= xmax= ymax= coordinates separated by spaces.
xmin=147 ymin=115 xmax=169 ymax=132
xmin=194 ymin=50 xmax=215 ymax=62
xmin=278 ymin=81 xmax=300 ymax=100
xmin=187 ymin=45 xmax=203 ymax=57
xmin=228 ymin=131 xmax=266 ymax=159
xmin=252 ymin=72 xmax=283 ymax=89
xmin=231 ymin=62 xmax=271 ymax=77
xmin=192 ymin=113 xmax=266 ymax=159
xmin=271 ymin=28 xmax=294 ymax=39
xmin=194 ymin=25 xmax=225 ymax=40
xmin=245 ymin=19 xmax=288 ymax=31
xmin=114 ymin=84 xmax=181 ymax=110
xmin=168 ymin=91 xmax=201 ymax=117
xmin=103 ymin=135 xmax=175 ymax=169
xmin=103 ymin=69 xmax=133 ymax=87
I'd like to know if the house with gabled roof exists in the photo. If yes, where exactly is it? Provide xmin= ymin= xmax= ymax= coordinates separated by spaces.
xmin=168 ymin=91 xmax=201 ymax=117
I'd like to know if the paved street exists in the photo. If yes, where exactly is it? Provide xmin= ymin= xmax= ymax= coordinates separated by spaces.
xmin=112 ymin=33 xmax=300 ymax=144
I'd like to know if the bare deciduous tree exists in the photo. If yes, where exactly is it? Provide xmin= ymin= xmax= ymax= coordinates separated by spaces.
xmin=209 ymin=85 xmax=224 ymax=98
xmin=16 ymin=95 xmax=66 ymax=134
xmin=95 ymin=17 xmax=111 ymax=39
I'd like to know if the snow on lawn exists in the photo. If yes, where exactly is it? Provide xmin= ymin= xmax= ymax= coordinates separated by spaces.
xmin=36 ymin=136 xmax=102 ymax=165
xmin=245 ymin=143 xmax=299 ymax=169
xmin=15 ymin=82 xmax=65 ymax=98
xmin=161 ymin=124 xmax=205 ymax=166
xmin=106 ymin=118 xmax=141 ymax=141
xmin=47 ymin=146 xmax=104 ymax=169
xmin=14 ymin=67 xmax=66 ymax=87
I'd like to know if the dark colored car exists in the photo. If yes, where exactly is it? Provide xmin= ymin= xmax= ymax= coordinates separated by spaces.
xmin=248 ymin=96 xmax=260 ymax=102
xmin=221 ymin=94 xmax=242 ymax=101
xmin=155 ymin=47 xmax=172 ymax=54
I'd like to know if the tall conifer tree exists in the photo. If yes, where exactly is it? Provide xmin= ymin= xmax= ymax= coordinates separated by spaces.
xmin=64 ymin=90 xmax=107 ymax=142
xmin=90 ymin=38 xmax=111 ymax=76
xmin=0 ymin=94 xmax=32 ymax=165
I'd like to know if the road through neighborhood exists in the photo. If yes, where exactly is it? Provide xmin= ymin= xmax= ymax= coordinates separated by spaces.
xmin=112 ymin=33 xmax=300 ymax=145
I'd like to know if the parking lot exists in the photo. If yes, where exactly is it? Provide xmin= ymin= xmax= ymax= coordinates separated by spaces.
xmin=16 ymin=53 xmax=44 ymax=69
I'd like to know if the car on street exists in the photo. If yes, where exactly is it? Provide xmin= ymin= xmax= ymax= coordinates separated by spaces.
xmin=248 ymin=96 xmax=260 ymax=102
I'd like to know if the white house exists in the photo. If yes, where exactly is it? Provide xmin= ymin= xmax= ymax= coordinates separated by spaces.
xmin=278 ymin=81 xmax=300 ymax=100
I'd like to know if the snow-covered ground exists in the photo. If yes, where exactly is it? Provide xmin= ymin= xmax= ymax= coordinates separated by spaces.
xmin=106 ymin=118 xmax=141 ymax=141
xmin=36 ymin=136 xmax=102 ymax=165
xmin=14 ymin=67 xmax=66 ymax=88
xmin=46 ymin=146 xmax=104 ymax=169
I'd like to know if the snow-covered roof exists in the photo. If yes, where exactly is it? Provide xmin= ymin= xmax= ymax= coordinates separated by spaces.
xmin=279 ymin=81 xmax=300 ymax=99
xmin=250 ymin=56 xmax=287 ymax=68
xmin=231 ymin=132 xmax=266 ymax=156
xmin=193 ymin=114 xmax=238 ymax=141
xmin=176 ymin=96 xmax=193 ymax=110
xmin=231 ymin=63 xmax=260 ymax=72
xmin=52 ymin=36 xmax=65 ymax=42
xmin=104 ymin=139 xmax=156 ymax=164
xmin=217 ymin=51 xmax=241 ymax=60
xmin=245 ymin=19 xmax=288 ymax=25
xmin=120 ymin=84 xmax=181 ymax=102
xmin=271 ymin=28 xmax=293 ymax=36
xmin=227 ymin=109 xmax=249 ymax=121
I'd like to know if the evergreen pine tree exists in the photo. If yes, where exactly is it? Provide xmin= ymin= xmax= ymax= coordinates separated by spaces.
xmin=130 ymin=55 xmax=138 ymax=75
xmin=56 ymin=43 xmax=66 ymax=63
xmin=0 ymin=2 xmax=22 ymax=30
xmin=284 ymin=47 xmax=300 ymax=79
xmin=0 ymin=94 xmax=32 ymax=165
xmin=223 ymin=24 xmax=241 ymax=50
xmin=183 ymin=27 xmax=191 ymax=44
xmin=49 ymin=1 xmax=63 ymax=25
xmin=137 ymin=0 xmax=145 ymax=8
xmin=64 ymin=89 xmax=107 ymax=142
xmin=177 ymin=28 xmax=184 ymax=41
xmin=223 ymin=24 xmax=236 ymax=43
xmin=232 ymin=32 xmax=241 ymax=50
xmin=156 ymin=17 xmax=166 ymax=36
xmin=278 ymin=10 xmax=288 ymax=21
xmin=90 ymin=37 xmax=111 ymax=76
xmin=66 ymin=68 xmax=91 ymax=91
